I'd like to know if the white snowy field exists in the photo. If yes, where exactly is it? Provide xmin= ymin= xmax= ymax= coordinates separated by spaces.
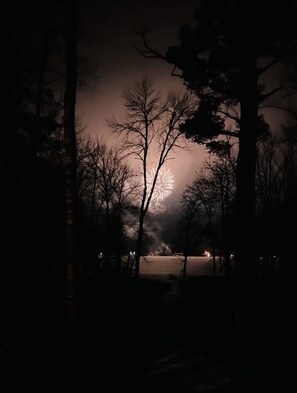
xmin=139 ymin=256 xmax=223 ymax=277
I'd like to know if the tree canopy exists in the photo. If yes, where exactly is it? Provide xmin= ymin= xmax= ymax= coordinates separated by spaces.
xmin=137 ymin=0 xmax=297 ymax=145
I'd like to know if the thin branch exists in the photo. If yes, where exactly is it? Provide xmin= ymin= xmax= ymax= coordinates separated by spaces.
xmin=217 ymin=109 xmax=240 ymax=124
xmin=134 ymin=30 xmax=167 ymax=60
xmin=259 ymin=86 xmax=283 ymax=103
xmin=257 ymin=43 xmax=297 ymax=76
xmin=260 ymin=104 xmax=297 ymax=120
xmin=220 ymin=129 xmax=239 ymax=138
xmin=171 ymin=66 xmax=183 ymax=79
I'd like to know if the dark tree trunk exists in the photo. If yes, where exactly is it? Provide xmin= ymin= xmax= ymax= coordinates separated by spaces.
xmin=89 ymin=173 xmax=97 ymax=229
xmin=209 ymin=215 xmax=216 ymax=277
xmin=116 ymin=205 xmax=123 ymax=270
xmin=182 ymin=223 xmax=190 ymax=280
xmin=135 ymin=211 xmax=145 ymax=278
xmin=34 ymin=8 xmax=49 ymax=157
xmin=63 ymin=0 xmax=78 ymax=347
xmin=232 ymin=35 xmax=259 ymax=388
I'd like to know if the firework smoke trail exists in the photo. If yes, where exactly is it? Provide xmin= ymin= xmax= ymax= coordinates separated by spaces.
xmin=147 ymin=167 xmax=174 ymax=212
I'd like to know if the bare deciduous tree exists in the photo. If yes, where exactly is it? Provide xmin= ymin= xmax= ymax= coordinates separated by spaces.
xmin=181 ymin=146 xmax=236 ymax=277
xmin=180 ymin=188 xmax=202 ymax=279
xmin=107 ymin=77 xmax=195 ymax=277
xmin=77 ymin=136 xmax=138 ymax=266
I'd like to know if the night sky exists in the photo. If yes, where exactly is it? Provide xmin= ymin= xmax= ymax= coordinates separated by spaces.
xmin=76 ymin=0 xmax=206 ymax=208
xmin=75 ymin=0 xmax=294 ymax=208
xmin=10 ymin=0 xmax=293 ymax=209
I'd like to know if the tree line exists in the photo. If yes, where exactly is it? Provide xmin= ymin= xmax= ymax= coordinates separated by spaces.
xmin=135 ymin=0 xmax=297 ymax=387
xmin=179 ymin=128 xmax=297 ymax=278
xmin=4 ymin=0 xmax=297 ymax=388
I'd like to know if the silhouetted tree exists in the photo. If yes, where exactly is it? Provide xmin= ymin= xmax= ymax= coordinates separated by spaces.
xmin=203 ymin=149 xmax=236 ymax=275
xmin=76 ymin=136 xmax=138 ymax=269
xmin=180 ymin=189 xmax=202 ymax=279
xmin=63 ymin=0 xmax=79 ymax=346
xmin=182 ymin=145 xmax=236 ymax=276
xmin=137 ymin=0 xmax=295 ymax=260
xmin=183 ymin=170 xmax=219 ymax=275
xmin=3 ymin=0 xmax=65 ymax=276
xmin=136 ymin=1 xmax=297 ymax=383
xmin=77 ymin=136 xmax=104 ymax=229
xmin=112 ymin=159 xmax=138 ymax=267
xmin=107 ymin=77 xmax=195 ymax=277
xmin=255 ymin=128 xmax=297 ymax=273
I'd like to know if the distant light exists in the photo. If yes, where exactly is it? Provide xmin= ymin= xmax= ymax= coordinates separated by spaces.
xmin=203 ymin=250 xmax=211 ymax=258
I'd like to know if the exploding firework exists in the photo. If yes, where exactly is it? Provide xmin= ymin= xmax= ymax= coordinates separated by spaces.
xmin=147 ymin=167 xmax=174 ymax=211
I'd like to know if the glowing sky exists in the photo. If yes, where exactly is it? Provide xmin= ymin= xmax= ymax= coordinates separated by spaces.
xmin=76 ymin=0 xmax=206 ymax=208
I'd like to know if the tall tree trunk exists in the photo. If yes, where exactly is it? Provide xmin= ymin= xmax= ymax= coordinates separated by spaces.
xmin=233 ymin=34 xmax=259 ymax=389
xmin=208 ymin=213 xmax=216 ymax=277
xmin=34 ymin=7 xmax=49 ymax=158
xmin=135 ymin=211 xmax=145 ymax=278
xmin=220 ymin=184 xmax=229 ymax=276
xmin=89 ymin=173 xmax=97 ymax=229
xmin=63 ymin=0 xmax=78 ymax=347
xmin=182 ymin=223 xmax=190 ymax=280
xmin=105 ymin=201 xmax=110 ymax=259
xmin=116 ymin=204 xmax=123 ymax=270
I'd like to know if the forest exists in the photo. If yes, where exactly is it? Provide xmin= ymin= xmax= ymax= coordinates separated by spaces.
xmin=3 ymin=0 xmax=297 ymax=391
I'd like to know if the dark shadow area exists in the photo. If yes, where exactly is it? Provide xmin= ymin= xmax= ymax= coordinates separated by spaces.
xmin=2 ymin=270 xmax=292 ymax=392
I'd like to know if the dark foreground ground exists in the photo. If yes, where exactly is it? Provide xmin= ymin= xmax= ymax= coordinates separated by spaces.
xmin=1 ymin=269 xmax=295 ymax=392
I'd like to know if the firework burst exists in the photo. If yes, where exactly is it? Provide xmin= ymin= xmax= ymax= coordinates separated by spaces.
xmin=146 ymin=167 xmax=174 ymax=211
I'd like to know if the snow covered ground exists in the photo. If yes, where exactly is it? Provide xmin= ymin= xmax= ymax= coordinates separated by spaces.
xmin=139 ymin=256 xmax=223 ymax=277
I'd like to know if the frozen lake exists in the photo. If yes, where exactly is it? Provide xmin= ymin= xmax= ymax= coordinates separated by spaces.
xmin=139 ymin=256 xmax=222 ymax=277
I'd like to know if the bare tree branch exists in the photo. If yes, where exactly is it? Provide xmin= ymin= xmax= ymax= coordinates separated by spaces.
xmin=257 ymin=43 xmax=297 ymax=76
xmin=259 ymin=86 xmax=283 ymax=103
xmin=134 ymin=30 xmax=167 ymax=60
